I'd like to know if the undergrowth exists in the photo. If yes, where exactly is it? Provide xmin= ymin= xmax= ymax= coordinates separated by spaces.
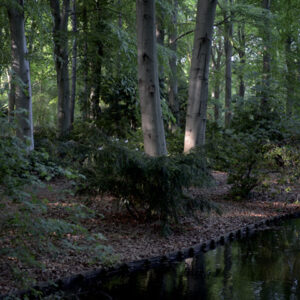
xmin=78 ymin=140 xmax=218 ymax=229
xmin=0 ymin=115 xmax=111 ymax=293
xmin=206 ymin=104 xmax=300 ymax=199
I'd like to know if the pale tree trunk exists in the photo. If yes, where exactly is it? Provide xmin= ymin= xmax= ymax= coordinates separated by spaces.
xmin=285 ymin=36 xmax=294 ymax=116
xmin=237 ymin=23 xmax=246 ymax=100
xmin=7 ymin=69 xmax=15 ymax=122
xmin=50 ymin=0 xmax=71 ymax=137
xmin=211 ymin=35 xmax=222 ymax=122
xmin=136 ymin=0 xmax=167 ymax=156
xmin=184 ymin=0 xmax=217 ymax=152
xmin=70 ymin=0 xmax=77 ymax=125
xmin=261 ymin=0 xmax=271 ymax=111
xmin=7 ymin=0 xmax=34 ymax=150
xmin=156 ymin=12 xmax=165 ymax=93
xmin=224 ymin=0 xmax=233 ymax=128
xmin=168 ymin=0 xmax=179 ymax=130
xmin=89 ymin=0 xmax=102 ymax=119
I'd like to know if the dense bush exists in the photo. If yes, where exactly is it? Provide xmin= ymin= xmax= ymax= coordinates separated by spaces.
xmin=79 ymin=141 xmax=215 ymax=226
xmin=206 ymin=104 xmax=299 ymax=199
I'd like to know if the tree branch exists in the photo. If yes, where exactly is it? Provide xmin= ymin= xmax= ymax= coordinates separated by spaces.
xmin=170 ymin=16 xmax=232 ymax=45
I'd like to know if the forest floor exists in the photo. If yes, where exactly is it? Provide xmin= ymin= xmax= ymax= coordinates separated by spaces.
xmin=1 ymin=171 xmax=300 ymax=295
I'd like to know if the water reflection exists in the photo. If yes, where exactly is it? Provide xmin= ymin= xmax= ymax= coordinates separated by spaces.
xmin=79 ymin=218 xmax=300 ymax=299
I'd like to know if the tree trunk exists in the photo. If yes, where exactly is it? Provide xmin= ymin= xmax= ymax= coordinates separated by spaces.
xmin=82 ymin=4 xmax=89 ymax=120
xmin=213 ymin=73 xmax=221 ymax=122
xmin=285 ymin=37 xmax=294 ymax=116
xmin=136 ymin=0 xmax=167 ymax=156
xmin=89 ymin=0 xmax=102 ymax=120
xmin=89 ymin=47 xmax=102 ymax=120
xmin=7 ymin=69 xmax=15 ymax=122
xmin=7 ymin=0 xmax=34 ymax=150
xmin=211 ymin=35 xmax=222 ymax=122
xmin=224 ymin=0 xmax=233 ymax=128
xmin=116 ymin=0 xmax=122 ymax=76
xmin=156 ymin=11 xmax=165 ymax=94
xmin=184 ymin=0 xmax=217 ymax=152
xmin=237 ymin=23 xmax=246 ymax=100
xmin=168 ymin=0 xmax=179 ymax=130
xmin=70 ymin=0 xmax=77 ymax=125
xmin=50 ymin=0 xmax=71 ymax=137
xmin=261 ymin=0 xmax=271 ymax=111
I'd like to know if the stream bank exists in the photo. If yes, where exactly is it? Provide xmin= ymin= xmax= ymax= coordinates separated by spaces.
xmin=1 ymin=171 xmax=300 ymax=296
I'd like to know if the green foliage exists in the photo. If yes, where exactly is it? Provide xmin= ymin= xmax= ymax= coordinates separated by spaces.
xmin=166 ymin=129 xmax=185 ymax=155
xmin=79 ymin=141 xmax=214 ymax=225
xmin=0 ymin=114 xmax=110 ymax=290
xmin=99 ymin=75 xmax=139 ymax=137
xmin=207 ymin=127 xmax=263 ymax=199
xmin=206 ymin=104 xmax=295 ymax=199
xmin=27 ymin=150 xmax=67 ymax=181
xmin=0 ymin=113 xmax=31 ymax=195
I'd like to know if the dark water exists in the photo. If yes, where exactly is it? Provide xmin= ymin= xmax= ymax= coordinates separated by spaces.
xmin=80 ymin=218 xmax=300 ymax=300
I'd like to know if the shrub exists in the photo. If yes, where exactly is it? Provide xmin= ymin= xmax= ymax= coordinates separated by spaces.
xmin=206 ymin=104 xmax=293 ymax=199
xmin=79 ymin=141 xmax=215 ymax=226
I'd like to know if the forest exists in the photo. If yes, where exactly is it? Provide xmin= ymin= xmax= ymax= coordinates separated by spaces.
xmin=1 ymin=0 xmax=300 ymax=297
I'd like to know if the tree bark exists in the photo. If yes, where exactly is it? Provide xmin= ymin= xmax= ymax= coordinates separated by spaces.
xmin=184 ymin=0 xmax=217 ymax=152
xmin=285 ymin=36 xmax=294 ymax=116
xmin=70 ymin=0 xmax=77 ymax=125
xmin=7 ymin=0 xmax=34 ymax=150
xmin=168 ymin=0 xmax=179 ymax=130
xmin=89 ymin=0 xmax=102 ymax=120
xmin=261 ymin=0 xmax=271 ymax=111
xmin=211 ymin=34 xmax=222 ymax=122
xmin=224 ymin=0 xmax=233 ymax=128
xmin=136 ymin=0 xmax=167 ymax=156
xmin=82 ymin=4 xmax=89 ymax=120
xmin=213 ymin=76 xmax=221 ymax=122
xmin=7 ymin=69 xmax=15 ymax=122
xmin=237 ymin=23 xmax=246 ymax=100
xmin=50 ymin=0 xmax=71 ymax=137
xmin=156 ymin=10 xmax=165 ymax=94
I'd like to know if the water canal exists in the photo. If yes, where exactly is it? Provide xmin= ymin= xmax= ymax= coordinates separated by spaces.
xmin=63 ymin=218 xmax=300 ymax=299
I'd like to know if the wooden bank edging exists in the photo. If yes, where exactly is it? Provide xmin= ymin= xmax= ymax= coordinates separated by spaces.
xmin=2 ymin=210 xmax=300 ymax=299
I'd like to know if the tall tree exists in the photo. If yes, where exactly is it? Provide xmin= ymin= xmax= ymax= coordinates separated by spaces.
xmin=136 ymin=0 xmax=167 ymax=156
xmin=7 ymin=0 xmax=34 ymax=150
xmin=261 ymin=0 xmax=271 ymax=111
xmin=285 ymin=36 xmax=294 ymax=117
xmin=156 ymin=4 xmax=165 ymax=93
xmin=282 ymin=0 xmax=296 ymax=116
xmin=7 ymin=69 xmax=15 ymax=122
xmin=184 ymin=0 xmax=217 ymax=152
xmin=50 ymin=0 xmax=71 ymax=136
xmin=70 ymin=0 xmax=77 ymax=125
xmin=81 ymin=3 xmax=89 ymax=120
xmin=211 ymin=32 xmax=223 ymax=122
xmin=237 ymin=22 xmax=246 ymax=100
xmin=168 ymin=0 xmax=179 ymax=129
xmin=89 ymin=0 xmax=103 ymax=119
xmin=224 ymin=0 xmax=233 ymax=128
